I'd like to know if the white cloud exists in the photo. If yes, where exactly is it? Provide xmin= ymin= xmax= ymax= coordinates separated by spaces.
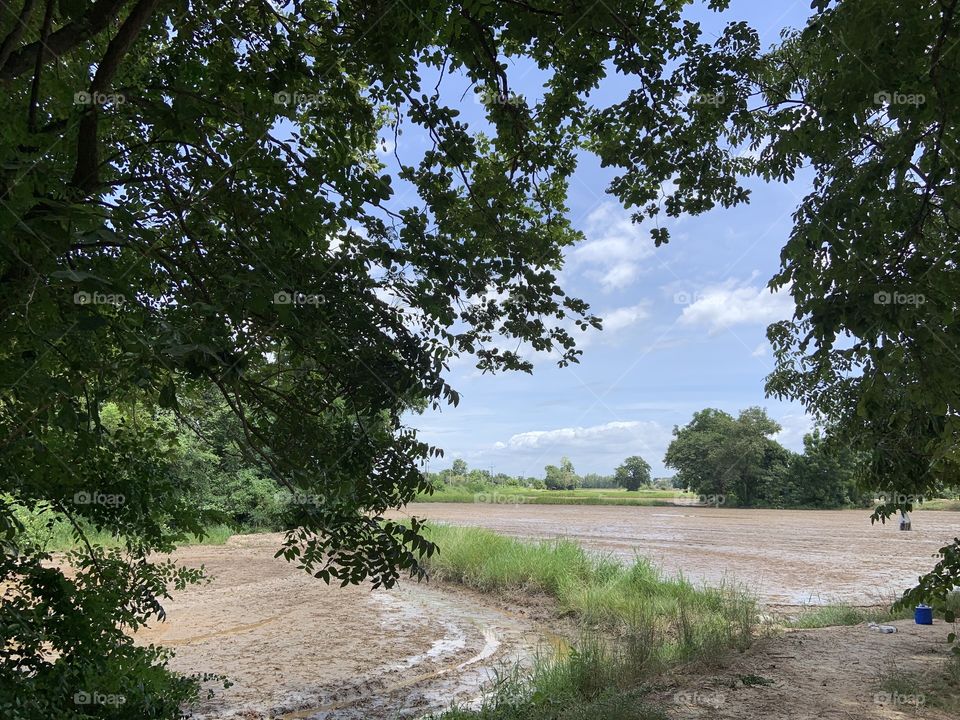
xmin=679 ymin=278 xmax=794 ymax=334
xmin=602 ymin=303 xmax=650 ymax=334
xmin=571 ymin=202 xmax=655 ymax=291
xmin=568 ymin=302 xmax=650 ymax=353
xmin=774 ymin=413 xmax=813 ymax=451
xmin=751 ymin=342 xmax=767 ymax=357
xmin=493 ymin=420 xmax=669 ymax=455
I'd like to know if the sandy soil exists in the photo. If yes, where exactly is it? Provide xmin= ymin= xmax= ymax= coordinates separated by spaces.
xmin=396 ymin=504 xmax=960 ymax=605
xmin=660 ymin=620 xmax=956 ymax=719
xmin=136 ymin=533 xmax=548 ymax=719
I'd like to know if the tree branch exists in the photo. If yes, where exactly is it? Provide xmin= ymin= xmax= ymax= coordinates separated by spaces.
xmin=71 ymin=0 xmax=162 ymax=192
xmin=27 ymin=0 xmax=54 ymax=133
xmin=0 ymin=0 xmax=130 ymax=80
xmin=0 ymin=0 xmax=36 ymax=71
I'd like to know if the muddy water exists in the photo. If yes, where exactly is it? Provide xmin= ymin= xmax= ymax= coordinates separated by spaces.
xmin=139 ymin=533 xmax=546 ymax=719
xmin=396 ymin=504 xmax=960 ymax=605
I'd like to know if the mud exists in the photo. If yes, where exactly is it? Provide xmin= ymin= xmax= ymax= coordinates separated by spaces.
xmin=143 ymin=506 xmax=960 ymax=718
xmin=660 ymin=619 xmax=957 ymax=720
xmin=136 ymin=533 xmax=547 ymax=719
xmin=397 ymin=504 xmax=960 ymax=605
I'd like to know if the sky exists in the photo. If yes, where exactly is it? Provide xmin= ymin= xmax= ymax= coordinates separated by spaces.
xmin=395 ymin=1 xmax=819 ymax=479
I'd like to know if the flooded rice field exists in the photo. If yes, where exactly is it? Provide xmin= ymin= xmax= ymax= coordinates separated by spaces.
xmin=396 ymin=504 xmax=960 ymax=606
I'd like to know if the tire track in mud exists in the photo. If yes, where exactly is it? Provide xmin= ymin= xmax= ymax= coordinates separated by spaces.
xmin=138 ymin=534 xmax=547 ymax=719
xmin=278 ymin=625 xmax=502 ymax=719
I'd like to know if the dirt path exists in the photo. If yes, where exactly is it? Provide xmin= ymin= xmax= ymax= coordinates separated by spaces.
xmin=659 ymin=619 xmax=956 ymax=719
xmin=397 ymin=504 xmax=960 ymax=605
xmin=136 ymin=533 xmax=547 ymax=719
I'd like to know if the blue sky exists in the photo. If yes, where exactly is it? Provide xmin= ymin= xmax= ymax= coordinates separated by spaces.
xmin=395 ymin=1 xmax=818 ymax=478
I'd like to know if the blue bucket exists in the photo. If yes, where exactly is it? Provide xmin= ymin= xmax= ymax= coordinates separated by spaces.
xmin=915 ymin=604 xmax=933 ymax=625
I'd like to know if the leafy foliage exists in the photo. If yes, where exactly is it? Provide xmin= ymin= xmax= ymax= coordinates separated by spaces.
xmin=753 ymin=0 xmax=960 ymax=606
xmin=0 ymin=1 xmax=762 ymax=712
xmin=544 ymin=457 xmax=581 ymax=491
xmin=665 ymin=408 xmax=862 ymax=508
xmin=614 ymin=455 xmax=652 ymax=491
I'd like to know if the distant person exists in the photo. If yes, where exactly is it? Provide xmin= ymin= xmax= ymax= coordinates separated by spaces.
xmin=899 ymin=511 xmax=911 ymax=531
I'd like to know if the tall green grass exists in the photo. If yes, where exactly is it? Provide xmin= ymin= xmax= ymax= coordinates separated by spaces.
xmin=918 ymin=498 xmax=960 ymax=511
xmin=421 ymin=525 xmax=755 ymax=720
xmin=12 ymin=504 xmax=234 ymax=552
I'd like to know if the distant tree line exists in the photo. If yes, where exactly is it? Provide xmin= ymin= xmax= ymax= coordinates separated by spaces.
xmin=429 ymin=407 xmax=869 ymax=509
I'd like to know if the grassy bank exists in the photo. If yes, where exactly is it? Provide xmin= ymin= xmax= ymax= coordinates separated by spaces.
xmin=34 ymin=523 xmax=234 ymax=552
xmin=785 ymin=604 xmax=912 ymax=628
xmin=918 ymin=498 xmax=960 ymax=511
xmin=13 ymin=506 xmax=235 ymax=552
xmin=416 ymin=486 xmax=692 ymax=507
xmin=420 ymin=525 xmax=754 ymax=719
xmin=417 ymin=485 xmax=960 ymax=510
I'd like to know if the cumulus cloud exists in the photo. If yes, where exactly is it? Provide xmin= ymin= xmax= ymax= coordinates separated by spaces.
xmin=493 ymin=420 xmax=669 ymax=454
xmin=679 ymin=278 xmax=794 ymax=334
xmin=571 ymin=202 xmax=655 ymax=291
xmin=601 ymin=303 xmax=650 ymax=334
xmin=774 ymin=413 xmax=813 ymax=451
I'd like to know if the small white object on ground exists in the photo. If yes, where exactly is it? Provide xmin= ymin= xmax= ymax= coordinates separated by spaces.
xmin=868 ymin=622 xmax=897 ymax=633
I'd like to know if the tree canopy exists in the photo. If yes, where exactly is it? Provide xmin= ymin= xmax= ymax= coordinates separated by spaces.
xmin=3 ymin=0 xmax=960 ymax=713
xmin=544 ymin=457 xmax=580 ymax=491
xmin=753 ymin=0 xmax=960 ymax=608
xmin=664 ymin=407 xmax=866 ymax=509
xmin=0 ymin=1 xmax=764 ymax=714
xmin=614 ymin=455 xmax=651 ymax=491
xmin=664 ymin=407 xmax=786 ymax=507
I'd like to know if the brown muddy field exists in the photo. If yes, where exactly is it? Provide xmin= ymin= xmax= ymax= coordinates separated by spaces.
xmin=149 ymin=507 xmax=960 ymax=718
xmin=140 ymin=532 xmax=550 ymax=719
xmin=397 ymin=504 xmax=960 ymax=605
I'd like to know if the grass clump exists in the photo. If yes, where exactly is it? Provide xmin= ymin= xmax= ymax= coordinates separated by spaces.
xmin=421 ymin=525 xmax=755 ymax=720
xmin=787 ymin=591 xmax=960 ymax=628
xmin=786 ymin=604 xmax=912 ymax=629
xmin=432 ymin=659 xmax=668 ymax=720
